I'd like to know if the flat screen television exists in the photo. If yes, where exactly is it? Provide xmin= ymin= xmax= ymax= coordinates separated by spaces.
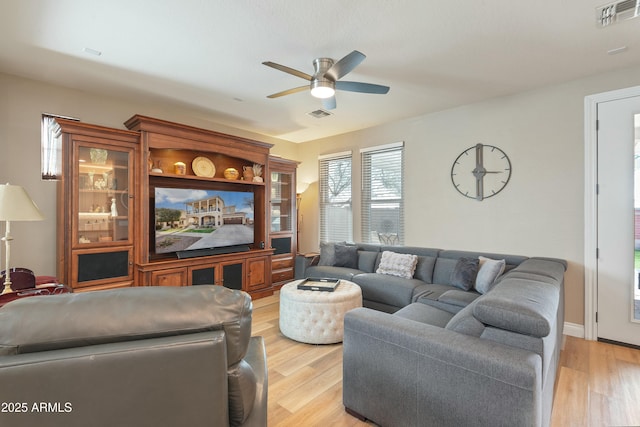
xmin=154 ymin=186 xmax=254 ymax=256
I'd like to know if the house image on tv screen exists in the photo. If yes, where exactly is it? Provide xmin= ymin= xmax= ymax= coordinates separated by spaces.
xmin=155 ymin=188 xmax=254 ymax=254
xmin=184 ymin=195 xmax=252 ymax=227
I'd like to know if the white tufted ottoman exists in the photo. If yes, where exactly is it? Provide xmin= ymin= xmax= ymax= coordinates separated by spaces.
xmin=279 ymin=279 xmax=362 ymax=344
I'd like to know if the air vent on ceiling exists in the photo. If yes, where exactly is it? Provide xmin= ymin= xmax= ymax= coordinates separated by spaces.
xmin=597 ymin=0 xmax=640 ymax=27
xmin=307 ymin=109 xmax=332 ymax=119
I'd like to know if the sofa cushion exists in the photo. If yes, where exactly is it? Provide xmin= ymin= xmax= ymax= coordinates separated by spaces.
xmin=394 ymin=303 xmax=454 ymax=327
xmin=450 ymin=258 xmax=479 ymax=291
xmin=473 ymin=279 xmax=559 ymax=338
xmin=438 ymin=289 xmax=481 ymax=308
xmin=432 ymin=257 xmax=459 ymax=285
xmin=357 ymin=250 xmax=379 ymax=273
xmin=475 ymin=256 xmax=506 ymax=294
xmin=354 ymin=273 xmax=424 ymax=308
xmin=334 ymin=244 xmax=358 ymax=268
xmin=414 ymin=284 xmax=480 ymax=314
xmin=412 ymin=283 xmax=462 ymax=303
xmin=305 ymin=265 xmax=361 ymax=281
xmin=376 ymin=251 xmax=418 ymax=279
xmin=445 ymin=302 xmax=485 ymax=337
xmin=413 ymin=256 xmax=437 ymax=283
xmin=501 ymin=258 xmax=566 ymax=283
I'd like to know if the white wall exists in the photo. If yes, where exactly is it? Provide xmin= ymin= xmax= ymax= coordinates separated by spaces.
xmin=5 ymin=63 xmax=640 ymax=327
xmin=0 ymin=72 xmax=297 ymax=280
xmin=295 ymin=64 xmax=640 ymax=326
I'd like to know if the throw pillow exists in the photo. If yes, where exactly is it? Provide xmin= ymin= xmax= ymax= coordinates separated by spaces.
xmin=475 ymin=256 xmax=506 ymax=294
xmin=318 ymin=241 xmax=344 ymax=266
xmin=450 ymin=258 xmax=479 ymax=291
xmin=334 ymin=244 xmax=359 ymax=269
xmin=376 ymin=251 xmax=418 ymax=279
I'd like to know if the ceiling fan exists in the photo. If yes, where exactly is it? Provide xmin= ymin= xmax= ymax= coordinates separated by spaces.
xmin=262 ymin=50 xmax=390 ymax=110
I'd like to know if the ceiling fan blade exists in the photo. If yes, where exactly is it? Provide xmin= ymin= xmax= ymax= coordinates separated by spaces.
xmin=262 ymin=61 xmax=313 ymax=81
xmin=266 ymin=85 xmax=309 ymax=98
xmin=336 ymin=81 xmax=390 ymax=94
xmin=325 ymin=50 xmax=366 ymax=81
xmin=322 ymin=96 xmax=336 ymax=110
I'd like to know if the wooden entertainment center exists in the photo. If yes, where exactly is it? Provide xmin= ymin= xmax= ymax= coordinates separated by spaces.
xmin=55 ymin=114 xmax=297 ymax=299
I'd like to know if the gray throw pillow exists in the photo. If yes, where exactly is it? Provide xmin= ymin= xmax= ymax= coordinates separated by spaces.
xmin=450 ymin=258 xmax=479 ymax=291
xmin=334 ymin=244 xmax=359 ymax=268
xmin=318 ymin=241 xmax=344 ymax=266
xmin=475 ymin=256 xmax=506 ymax=294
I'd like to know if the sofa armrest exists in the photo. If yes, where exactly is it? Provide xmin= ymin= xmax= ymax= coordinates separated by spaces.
xmin=241 ymin=337 xmax=268 ymax=427
xmin=343 ymin=308 xmax=542 ymax=427
xmin=294 ymin=253 xmax=320 ymax=279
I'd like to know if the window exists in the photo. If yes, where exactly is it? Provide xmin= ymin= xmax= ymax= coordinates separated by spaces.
xmin=41 ymin=113 xmax=79 ymax=180
xmin=319 ymin=151 xmax=353 ymax=243
xmin=361 ymin=142 xmax=404 ymax=245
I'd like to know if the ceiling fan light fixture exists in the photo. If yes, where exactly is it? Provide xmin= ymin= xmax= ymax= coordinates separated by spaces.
xmin=310 ymin=79 xmax=335 ymax=99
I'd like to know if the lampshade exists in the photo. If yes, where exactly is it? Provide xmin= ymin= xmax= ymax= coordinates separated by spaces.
xmin=296 ymin=181 xmax=310 ymax=195
xmin=0 ymin=184 xmax=45 ymax=221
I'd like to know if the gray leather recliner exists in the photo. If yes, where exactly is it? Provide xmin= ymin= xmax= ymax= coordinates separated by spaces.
xmin=0 ymin=285 xmax=267 ymax=427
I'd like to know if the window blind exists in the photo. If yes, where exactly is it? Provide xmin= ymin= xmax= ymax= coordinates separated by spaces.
xmin=361 ymin=142 xmax=404 ymax=245
xmin=41 ymin=113 xmax=79 ymax=180
xmin=319 ymin=152 xmax=353 ymax=243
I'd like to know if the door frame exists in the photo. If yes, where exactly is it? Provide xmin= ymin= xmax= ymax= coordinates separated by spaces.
xmin=584 ymin=85 xmax=640 ymax=341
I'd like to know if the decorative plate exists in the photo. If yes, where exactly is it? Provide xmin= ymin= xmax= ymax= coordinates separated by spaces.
xmin=192 ymin=156 xmax=216 ymax=177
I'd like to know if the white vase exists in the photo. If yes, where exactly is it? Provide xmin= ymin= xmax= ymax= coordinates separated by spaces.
xmin=110 ymin=198 xmax=118 ymax=217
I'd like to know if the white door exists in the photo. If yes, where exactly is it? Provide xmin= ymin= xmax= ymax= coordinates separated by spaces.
xmin=597 ymin=95 xmax=640 ymax=346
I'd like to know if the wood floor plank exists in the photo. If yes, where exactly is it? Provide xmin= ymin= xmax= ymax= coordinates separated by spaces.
xmin=252 ymin=295 xmax=640 ymax=427
xmin=276 ymin=344 xmax=341 ymax=377
xmin=550 ymin=366 xmax=588 ymax=427
xmin=560 ymin=334 xmax=590 ymax=373
xmin=613 ymin=343 xmax=640 ymax=364
xmin=277 ymin=362 xmax=343 ymax=413
xmin=617 ymin=359 xmax=640 ymax=424
xmin=588 ymin=339 xmax=621 ymax=397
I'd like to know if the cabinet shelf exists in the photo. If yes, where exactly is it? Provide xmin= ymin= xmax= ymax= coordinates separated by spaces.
xmin=79 ymin=163 xmax=129 ymax=171
xmin=148 ymin=171 xmax=265 ymax=186
xmin=79 ymin=213 xmax=127 ymax=219
xmin=79 ymin=189 xmax=129 ymax=194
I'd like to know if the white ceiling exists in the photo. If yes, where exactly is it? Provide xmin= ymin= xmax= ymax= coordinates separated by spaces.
xmin=1 ymin=0 xmax=640 ymax=143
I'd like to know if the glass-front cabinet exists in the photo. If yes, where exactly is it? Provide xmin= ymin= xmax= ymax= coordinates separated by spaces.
xmin=270 ymin=169 xmax=293 ymax=233
xmin=55 ymin=119 xmax=139 ymax=292
xmin=74 ymin=145 xmax=133 ymax=246
xmin=269 ymin=156 xmax=298 ymax=288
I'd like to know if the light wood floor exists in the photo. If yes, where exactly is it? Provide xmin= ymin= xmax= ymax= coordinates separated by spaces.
xmin=252 ymin=293 xmax=640 ymax=427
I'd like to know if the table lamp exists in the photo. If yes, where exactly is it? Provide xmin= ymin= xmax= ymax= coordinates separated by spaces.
xmin=0 ymin=183 xmax=45 ymax=294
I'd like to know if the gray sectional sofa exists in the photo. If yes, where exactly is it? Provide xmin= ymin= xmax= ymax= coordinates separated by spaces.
xmin=297 ymin=242 xmax=566 ymax=427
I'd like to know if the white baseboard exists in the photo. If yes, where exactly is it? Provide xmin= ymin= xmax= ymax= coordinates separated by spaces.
xmin=563 ymin=322 xmax=585 ymax=338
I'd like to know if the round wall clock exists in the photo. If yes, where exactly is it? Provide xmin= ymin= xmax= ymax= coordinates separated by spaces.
xmin=451 ymin=143 xmax=511 ymax=201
